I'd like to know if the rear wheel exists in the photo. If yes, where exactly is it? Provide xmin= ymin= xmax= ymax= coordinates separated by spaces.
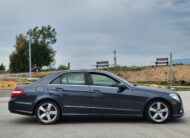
xmin=35 ymin=100 xmax=60 ymax=124
xmin=145 ymin=100 xmax=171 ymax=123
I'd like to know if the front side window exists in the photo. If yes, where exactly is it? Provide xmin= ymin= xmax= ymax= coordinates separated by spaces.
xmin=91 ymin=73 xmax=118 ymax=87
xmin=50 ymin=73 xmax=85 ymax=85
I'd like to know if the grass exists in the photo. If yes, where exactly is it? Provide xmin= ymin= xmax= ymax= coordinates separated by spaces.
xmin=174 ymin=88 xmax=190 ymax=91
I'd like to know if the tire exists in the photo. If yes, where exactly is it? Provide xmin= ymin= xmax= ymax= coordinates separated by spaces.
xmin=145 ymin=100 xmax=171 ymax=123
xmin=35 ymin=100 xmax=61 ymax=125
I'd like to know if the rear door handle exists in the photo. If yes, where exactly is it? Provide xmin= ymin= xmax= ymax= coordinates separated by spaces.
xmin=56 ymin=87 xmax=64 ymax=91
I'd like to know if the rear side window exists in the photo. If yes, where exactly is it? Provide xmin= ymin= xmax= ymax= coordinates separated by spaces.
xmin=50 ymin=73 xmax=85 ymax=85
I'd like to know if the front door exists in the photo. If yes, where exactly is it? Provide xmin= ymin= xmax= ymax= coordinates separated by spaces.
xmin=89 ymin=73 xmax=138 ymax=115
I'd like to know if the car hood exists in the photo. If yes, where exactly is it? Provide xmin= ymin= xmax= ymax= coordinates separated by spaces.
xmin=133 ymin=85 xmax=176 ymax=94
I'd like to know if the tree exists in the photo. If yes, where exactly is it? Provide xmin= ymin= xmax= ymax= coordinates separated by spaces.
xmin=0 ymin=63 xmax=5 ymax=71
xmin=9 ymin=25 xmax=57 ymax=72
xmin=57 ymin=65 xmax=68 ymax=70
xmin=9 ymin=34 xmax=28 ymax=72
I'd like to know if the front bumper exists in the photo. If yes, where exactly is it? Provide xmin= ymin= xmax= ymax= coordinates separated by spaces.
xmin=171 ymin=101 xmax=184 ymax=118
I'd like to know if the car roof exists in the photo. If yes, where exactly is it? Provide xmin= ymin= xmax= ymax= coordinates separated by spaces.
xmin=57 ymin=69 xmax=109 ymax=74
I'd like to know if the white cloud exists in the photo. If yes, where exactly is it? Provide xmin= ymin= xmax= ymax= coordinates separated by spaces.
xmin=0 ymin=0 xmax=190 ymax=69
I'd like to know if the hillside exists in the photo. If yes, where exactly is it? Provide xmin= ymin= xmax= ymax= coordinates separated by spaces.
xmin=113 ymin=65 xmax=190 ymax=85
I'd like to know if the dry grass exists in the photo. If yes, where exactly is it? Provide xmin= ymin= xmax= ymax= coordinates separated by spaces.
xmin=116 ymin=65 xmax=190 ymax=83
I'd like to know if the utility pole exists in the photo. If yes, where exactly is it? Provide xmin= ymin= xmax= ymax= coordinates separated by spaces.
xmin=114 ymin=50 xmax=117 ymax=68
xmin=169 ymin=52 xmax=173 ymax=88
xmin=29 ymin=37 xmax=32 ymax=78
xmin=68 ymin=62 xmax=70 ymax=70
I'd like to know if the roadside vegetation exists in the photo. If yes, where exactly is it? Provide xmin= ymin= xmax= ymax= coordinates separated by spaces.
xmin=106 ymin=65 xmax=190 ymax=87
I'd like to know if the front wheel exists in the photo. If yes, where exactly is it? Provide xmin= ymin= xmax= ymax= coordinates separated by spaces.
xmin=35 ymin=100 xmax=61 ymax=124
xmin=145 ymin=100 xmax=171 ymax=123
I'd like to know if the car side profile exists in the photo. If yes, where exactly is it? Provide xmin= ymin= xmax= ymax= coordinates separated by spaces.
xmin=9 ymin=70 xmax=184 ymax=124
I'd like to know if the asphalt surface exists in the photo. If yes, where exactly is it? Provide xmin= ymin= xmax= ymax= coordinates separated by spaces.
xmin=0 ymin=90 xmax=11 ymax=97
xmin=0 ymin=91 xmax=190 ymax=138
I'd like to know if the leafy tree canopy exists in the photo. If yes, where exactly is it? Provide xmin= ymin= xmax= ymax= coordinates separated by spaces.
xmin=57 ymin=65 xmax=68 ymax=70
xmin=9 ymin=25 xmax=57 ymax=72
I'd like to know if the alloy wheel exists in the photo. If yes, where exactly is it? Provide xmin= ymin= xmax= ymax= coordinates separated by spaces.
xmin=37 ymin=103 xmax=58 ymax=123
xmin=148 ymin=102 xmax=169 ymax=123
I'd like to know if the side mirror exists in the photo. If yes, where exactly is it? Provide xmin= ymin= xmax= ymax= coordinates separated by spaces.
xmin=118 ymin=83 xmax=127 ymax=93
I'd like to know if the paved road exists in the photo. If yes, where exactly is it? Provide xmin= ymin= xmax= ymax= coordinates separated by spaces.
xmin=0 ymin=91 xmax=190 ymax=138
xmin=0 ymin=90 xmax=11 ymax=97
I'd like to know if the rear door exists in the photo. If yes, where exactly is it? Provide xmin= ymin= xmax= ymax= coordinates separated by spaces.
xmin=48 ymin=72 xmax=91 ymax=114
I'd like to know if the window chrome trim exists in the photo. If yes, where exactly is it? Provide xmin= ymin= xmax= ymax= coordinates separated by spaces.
xmin=48 ymin=83 xmax=89 ymax=87
xmin=47 ymin=71 xmax=132 ymax=89
xmin=48 ymin=84 xmax=120 ymax=89
xmin=64 ymin=105 xmax=140 ymax=112
xmin=48 ymin=83 xmax=119 ymax=89
xmin=89 ymin=85 xmax=119 ymax=89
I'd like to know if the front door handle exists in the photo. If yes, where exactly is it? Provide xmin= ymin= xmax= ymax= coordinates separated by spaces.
xmin=93 ymin=89 xmax=102 ymax=94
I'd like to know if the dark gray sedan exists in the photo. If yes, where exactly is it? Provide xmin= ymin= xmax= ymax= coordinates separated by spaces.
xmin=9 ymin=70 xmax=184 ymax=124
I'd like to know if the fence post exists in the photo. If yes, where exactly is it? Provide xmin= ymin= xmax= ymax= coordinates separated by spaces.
xmin=169 ymin=52 xmax=173 ymax=88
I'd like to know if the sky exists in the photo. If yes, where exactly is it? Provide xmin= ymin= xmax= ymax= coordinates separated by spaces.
xmin=0 ymin=0 xmax=190 ymax=69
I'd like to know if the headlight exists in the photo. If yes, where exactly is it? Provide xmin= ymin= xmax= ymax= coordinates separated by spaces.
xmin=169 ymin=93 xmax=180 ymax=102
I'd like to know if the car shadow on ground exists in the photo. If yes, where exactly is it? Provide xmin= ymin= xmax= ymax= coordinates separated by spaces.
xmin=10 ymin=116 xmax=186 ymax=125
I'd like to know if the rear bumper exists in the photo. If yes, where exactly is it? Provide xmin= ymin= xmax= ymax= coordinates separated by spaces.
xmin=8 ymin=99 xmax=34 ymax=116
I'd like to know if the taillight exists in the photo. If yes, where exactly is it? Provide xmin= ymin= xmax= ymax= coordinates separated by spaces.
xmin=11 ymin=89 xmax=24 ymax=97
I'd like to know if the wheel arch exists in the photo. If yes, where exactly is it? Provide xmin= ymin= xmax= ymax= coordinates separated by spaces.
xmin=33 ymin=98 xmax=62 ymax=115
xmin=143 ymin=97 xmax=173 ymax=118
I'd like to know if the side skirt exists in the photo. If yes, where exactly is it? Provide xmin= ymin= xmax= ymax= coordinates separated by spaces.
xmin=62 ymin=113 xmax=143 ymax=118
